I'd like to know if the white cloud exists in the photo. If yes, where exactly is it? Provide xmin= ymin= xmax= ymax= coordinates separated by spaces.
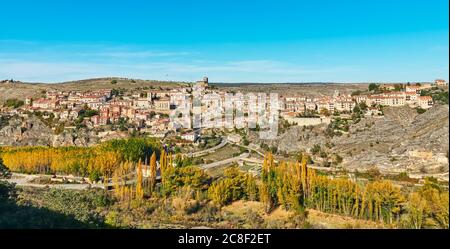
xmin=0 ymin=59 xmax=354 ymax=83
xmin=0 ymin=41 xmax=355 ymax=82
xmin=76 ymin=51 xmax=192 ymax=59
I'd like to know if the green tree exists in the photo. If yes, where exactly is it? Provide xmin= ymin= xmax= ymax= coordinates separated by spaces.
xmin=368 ymin=83 xmax=379 ymax=92
xmin=0 ymin=158 xmax=11 ymax=179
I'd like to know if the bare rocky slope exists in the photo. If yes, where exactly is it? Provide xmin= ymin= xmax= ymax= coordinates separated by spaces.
xmin=0 ymin=116 xmax=107 ymax=147
xmin=262 ymin=104 xmax=449 ymax=175
xmin=334 ymin=105 xmax=448 ymax=174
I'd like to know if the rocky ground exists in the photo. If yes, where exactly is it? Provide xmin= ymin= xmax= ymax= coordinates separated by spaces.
xmin=257 ymin=104 xmax=449 ymax=175
xmin=335 ymin=105 xmax=448 ymax=174
xmin=0 ymin=115 xmax=122 ymax=147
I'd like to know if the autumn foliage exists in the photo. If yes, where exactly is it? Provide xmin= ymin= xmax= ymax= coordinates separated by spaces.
xmin=258 ymin=152 xmax=448 ymax=228
xmin=208 ymin=167 xmax=258 ymax=206
xmin=0 ymin=138 xmax=161 ymax=181
xmin=1 ymin=142 xmax=447 ymax=229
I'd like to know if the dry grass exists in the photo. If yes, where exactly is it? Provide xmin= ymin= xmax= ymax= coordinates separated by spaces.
xmin=0 ymin=82 xmax=45 ymax=104
xmin=221 ymin=200 xmax=389 ymax=229
xmin=201 ymin=144 xmax=242 ymax=163
xmin=306 ymin=209 xmax=389 ymax=229
xmin=0 ymin=78 xmax=187 ymax=103
xmin=222 ymin=200 xmax=265 ymax=216
xmin=222 ymin=201 xmax=292 ymax=222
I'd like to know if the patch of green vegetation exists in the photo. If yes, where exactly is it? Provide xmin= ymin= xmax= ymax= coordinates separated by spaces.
xmin=0 ymin=182 xmax=110 ymax=228
xmin=325 ymin=117 xmax=349 ymax=137
xmin=421 ymin=87 xmax=449 ymax=105
xmin=387 ymin=172 xmax=419 ymax=183
xmin=111 ymin=88 xmax=125 ymax=96
xmin=24 ymin=188 xmax=112 ymax=224
xmin=0 ymin=115 xmax=11 ymax=130
xmin=198 ymin=136 xmax=221 ymax=149
xmin=352 ymin=102 xmax=368 ymax=124
xmin=416 ymin=107 xmax=426 ymax=114
xmin=368 ymin=83 xmax=380 ymax=92
xmin=0 ymin=158 xmax=11 ymax=179
xmin=3 ymin=98 xmax=24 ymax=108
xmin=260 ymin=143 xmax=278 ymax=154
xmin=279 ymin=118 xmax=294 ymax=133
xmin=162 ymin=166 xmax=212 ymax=196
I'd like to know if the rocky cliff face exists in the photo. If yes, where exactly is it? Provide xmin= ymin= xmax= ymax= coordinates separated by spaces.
xmin=0 ymin=116 xmax=99 ymax=147
xmin=333 ymin=105 xmax=449 ymax=174
xmin=263 ymin=104 xmax=449 ymax=174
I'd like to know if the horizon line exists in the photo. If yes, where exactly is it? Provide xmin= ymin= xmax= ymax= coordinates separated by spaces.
xmin=1 ymin=76 xmax=443 ymax=85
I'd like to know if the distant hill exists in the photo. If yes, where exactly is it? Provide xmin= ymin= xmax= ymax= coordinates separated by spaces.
xmin=212 ymin=82 xmax=370 ymax=97
xmin=0 ymin=77 xmax=189 ymax=103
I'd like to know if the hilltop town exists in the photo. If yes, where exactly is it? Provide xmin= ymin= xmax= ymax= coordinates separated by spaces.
xmin=0 ymin=78 xmax=445 ymax=138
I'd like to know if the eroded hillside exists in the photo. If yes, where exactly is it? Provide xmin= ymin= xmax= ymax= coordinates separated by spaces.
xmin=265 ymin=104 xmax=449 ymax=176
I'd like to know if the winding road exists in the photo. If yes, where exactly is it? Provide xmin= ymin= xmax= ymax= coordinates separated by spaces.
xmin=200 ymin=152 xmax=250 ymax=169
xmin=187 ymin=137 xmax=228 ymax=157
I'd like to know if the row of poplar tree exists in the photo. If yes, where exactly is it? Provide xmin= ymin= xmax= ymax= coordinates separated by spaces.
xmin=259 ymin=152 xmax=448 ymax=228
xmin=112 ymin=150 xmax=448 ymax=229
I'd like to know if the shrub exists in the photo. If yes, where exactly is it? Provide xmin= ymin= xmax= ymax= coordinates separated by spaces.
xmin=310 ymin=144 xmax=321 ymax=155
xmin=365 ymin=167 xmax=382 ymax=180
xmin=0 ymin=158 xmax=11 ymax=179
xmin=3 ymin=99 xmax=24 ymax=108
xmin=416 ymin=107 xmax=426 ymax=114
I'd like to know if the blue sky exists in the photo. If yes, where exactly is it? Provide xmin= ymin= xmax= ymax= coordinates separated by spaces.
xmin=0 ymin=0 xmax=448 ymax=83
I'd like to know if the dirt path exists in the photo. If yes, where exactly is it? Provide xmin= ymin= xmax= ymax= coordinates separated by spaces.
xmin=6 ymin=173 xmax=92 ymax=190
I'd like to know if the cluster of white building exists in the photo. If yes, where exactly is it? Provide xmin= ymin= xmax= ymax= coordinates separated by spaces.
xmin=354 ymin=84 xmax=434 ymax=109
xmin=281 ymin=90 xmax=356 ymax=115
